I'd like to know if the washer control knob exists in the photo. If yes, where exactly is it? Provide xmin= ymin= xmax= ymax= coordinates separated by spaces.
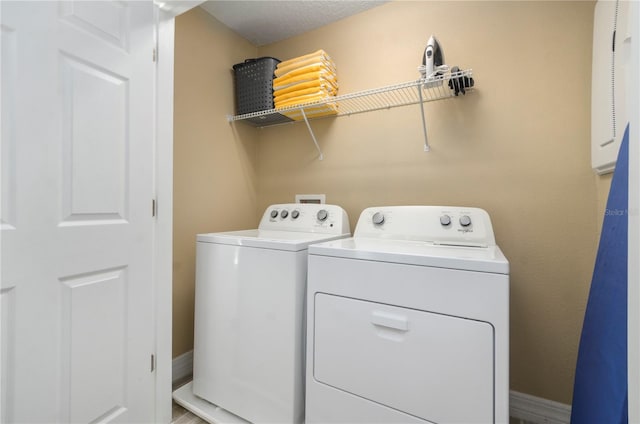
xmin=291 ymin=210 xmax=300 ymax=219
xmin=440 ymin=215 xmax=452 ymax=226
xmin=317 ymin=209 xmax=328 ymax=222
xmin=372 ymin=212 xmax=385 ymax=225
xmin=459 ymin=215 xmax=472 ymax=227
xmin=280 ymin=209 xmax=289 ymax=219
xmin=270 ymin=210 xmax=279 ymax=219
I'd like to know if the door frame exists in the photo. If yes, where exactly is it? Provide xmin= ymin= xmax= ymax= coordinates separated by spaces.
xmin=154 ymin=2 xmax=204 ymax=422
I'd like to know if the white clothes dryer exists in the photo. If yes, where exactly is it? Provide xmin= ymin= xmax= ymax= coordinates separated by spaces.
xmin=305 ymin=206 xmax=509 ymax=424
xmin=173 ymin=203 xmax=350 ymax=424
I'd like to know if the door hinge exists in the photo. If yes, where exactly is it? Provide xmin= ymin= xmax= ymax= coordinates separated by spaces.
xmin=152 ymin=199 xmax=157 ymax=217
xmin=153 ymin=48 xmax=157 ymax=62
xmin=151 ymin=354 xmax=155 ymax=372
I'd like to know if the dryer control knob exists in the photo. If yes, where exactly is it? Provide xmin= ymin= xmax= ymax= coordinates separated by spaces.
xmin=440 ymin=215 xmax=452 ymax=226
xmin=459 ymin=215 xmax=472 ymax=227
xmin=372 ymin=212 xmax=385 ymax=225
xmin=280 ymin=210 xmax=289 ymax=219
xmin=291 ymin=210 xmax=300 ymax=219
xmin=270 ymin=210 xmax=279 ymax=219
xmin=317 ymin=209 xmax=328 ymax=222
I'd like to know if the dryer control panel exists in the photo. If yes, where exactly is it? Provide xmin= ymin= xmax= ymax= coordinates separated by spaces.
xmin=354 ymin=206 xmax=496 ymax=247
xmin=260 ymin=203 xmax=350 ymax=235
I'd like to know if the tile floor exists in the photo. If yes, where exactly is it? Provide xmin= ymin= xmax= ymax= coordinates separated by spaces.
xmin=171 ymin=377 xmax=208 ymax=424
xmin=171 ymin=401 xmax=208 ymax=424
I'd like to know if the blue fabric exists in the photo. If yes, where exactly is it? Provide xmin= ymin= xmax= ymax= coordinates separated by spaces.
xmin=571 ymin=124 xmax=629 ymax=424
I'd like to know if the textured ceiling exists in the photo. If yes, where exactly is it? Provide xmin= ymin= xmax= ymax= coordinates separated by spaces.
xmin=200 ymin=1 xmax=388 ymax=46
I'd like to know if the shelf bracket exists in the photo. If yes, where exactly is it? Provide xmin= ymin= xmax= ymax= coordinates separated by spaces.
xmin=300 ymin=108 xmax=324 ymax=160
xmin=417 ymin=86 xmax=430 ymax=152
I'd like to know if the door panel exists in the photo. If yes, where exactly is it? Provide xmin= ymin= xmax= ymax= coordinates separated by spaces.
xmin=1 ymin=1 xmax=156 ymax=422
xmin=60 ymin=53 xmax=129 ymax=224
xmin=1 ymin=23 xmax=16 ymax=230
xmin=59 ymin=1 xmax=129 ymax=50
xmin=0 ymin=287 xmax=16 ymax=423
xmin=60 ymin=267 xmax=128 ymax=423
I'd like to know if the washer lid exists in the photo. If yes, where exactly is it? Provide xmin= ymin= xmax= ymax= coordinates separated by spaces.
xmin=309 ymin=238 xmax=509 ymax=274
xmin=197 ymin=229 xmax=350 ymax=251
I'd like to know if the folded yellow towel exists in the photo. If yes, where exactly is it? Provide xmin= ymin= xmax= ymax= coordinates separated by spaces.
xmin=273 ymin=70 xmax=337 ymax=90
xmin=274 ymin=76 xmax=338 ymax=94
xmin=280 ymin=103 xmax=339 ymax=121
xmin=275 ymin=95 xmax=334 ymax=110
xmin=277 ymin=49 xmax=333 ymax=69
xmin=275 ymin=61 xmax=336 ymax=79
xmin=275 ymin=93 xmax=333 ymax=108
xmin=274 ymin=80 xmax=337 ymax=98
xmin=275 ymin=58 xmax=336 ymax=78
xmin=275 ymin=86 xmax=336 ymax=104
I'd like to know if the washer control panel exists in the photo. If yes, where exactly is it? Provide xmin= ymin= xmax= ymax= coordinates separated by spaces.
xmin=260 ymin=203 xmax=350 ymax=235
xmin=358 ymin=206 xmax=496 ymax=247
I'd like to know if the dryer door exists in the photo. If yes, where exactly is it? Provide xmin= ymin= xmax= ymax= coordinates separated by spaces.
xmin=313 ymin=294 xmax=494 ymax=423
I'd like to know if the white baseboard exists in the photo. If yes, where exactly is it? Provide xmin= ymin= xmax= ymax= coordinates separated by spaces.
xmin=172 ymin=350 xmax=193 ymax=384
xmin=510 ymin=390 xmax=572 ymax=424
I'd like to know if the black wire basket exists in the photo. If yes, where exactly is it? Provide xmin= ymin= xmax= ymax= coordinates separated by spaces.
xmin=233 ymin=57 xmax=292 ymax=125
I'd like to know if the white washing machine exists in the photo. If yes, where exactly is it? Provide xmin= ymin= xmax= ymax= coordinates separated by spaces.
xmin=305 ymin=206 xmax=509 ymax=424
xmin=173 ymin=203 xmax=350 ymax=424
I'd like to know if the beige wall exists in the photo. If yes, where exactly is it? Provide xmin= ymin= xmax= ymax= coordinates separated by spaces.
xmin=257 ymin=1 xmax=596 ymax=404
xmin=173 ymin=8 xmax=259 ymax=357
xmin=173 ymin=0 xmax=612 ymax=407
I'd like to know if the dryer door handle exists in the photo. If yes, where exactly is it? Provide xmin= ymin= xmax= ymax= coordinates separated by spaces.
xmin=371 ymin=311 xmax=409 ymax=332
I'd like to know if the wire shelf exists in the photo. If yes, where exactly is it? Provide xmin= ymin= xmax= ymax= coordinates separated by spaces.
xmin=228 ymin=69 xmax=473 ymax=125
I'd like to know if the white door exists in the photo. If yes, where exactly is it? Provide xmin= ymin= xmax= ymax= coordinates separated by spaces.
xmin=1 ymin=1 xmax=156 ymax=422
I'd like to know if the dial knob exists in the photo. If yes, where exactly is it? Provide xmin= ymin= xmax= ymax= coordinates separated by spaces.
xmin=280 ymin=210 xmax=289 ymax=219
xmin=440 ymin=215 xmax=451 ymax=226
xmin=270 ymin=210 xmax=279 ymax=219
xmin=372 ymin=212 xmax=385 ymax=225
xmin=317 ymin=209 xmax=328 ymax=222
xmin=291 ymin=210 xmax=300 ymax=219
xmin=459 ymin=215 xmax=472 ymax=227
